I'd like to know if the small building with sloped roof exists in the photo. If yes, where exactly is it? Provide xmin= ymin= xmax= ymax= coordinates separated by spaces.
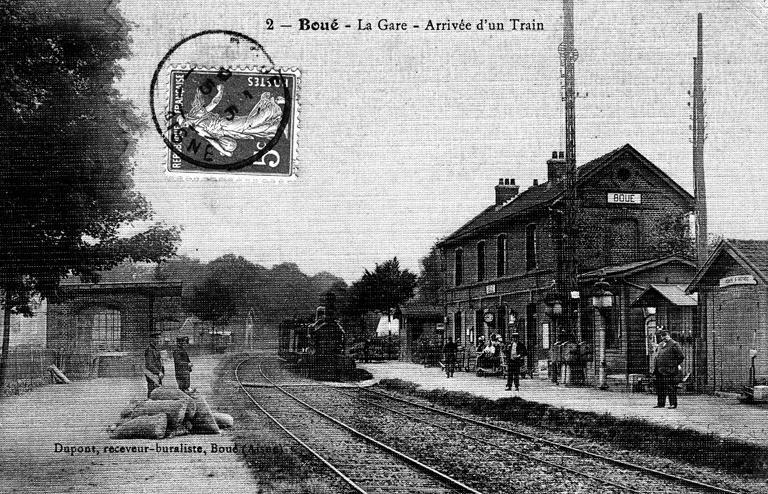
xmin=687 ymin=238 xmax=768 ymax=392
xmin=438 ymin=144 xmax=695 ymax=383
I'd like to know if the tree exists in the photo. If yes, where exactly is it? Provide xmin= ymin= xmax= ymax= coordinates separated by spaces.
xmin=188 ymin=276 xmax=236 ymax=351
xmin=646 ymin=212 xmax=695 ymax=259
xmin=346 ymin=258 xmax=417 ymax=315
xmin=0 ymin=1 xmax=180 ymax=390
xmin=416 ymin=240 xmax=444 ymax=305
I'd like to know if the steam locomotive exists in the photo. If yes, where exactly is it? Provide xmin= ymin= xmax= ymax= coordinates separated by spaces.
xmin=278 ymin=293 xmax=354 ymax=380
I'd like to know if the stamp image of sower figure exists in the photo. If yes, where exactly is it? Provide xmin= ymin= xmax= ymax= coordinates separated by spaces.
xmin=176 ymin=84 xmax=285 ymax=158
xmin=165 ymin=66 xmax=299 ymax=177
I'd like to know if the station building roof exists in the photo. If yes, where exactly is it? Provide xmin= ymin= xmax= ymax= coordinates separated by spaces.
xmin=439 ymin=143 xmax=694 ymax=246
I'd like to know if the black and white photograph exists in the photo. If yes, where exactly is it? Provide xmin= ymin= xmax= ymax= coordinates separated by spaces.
xmin=1 ymin=1 xmax=768 ymax=492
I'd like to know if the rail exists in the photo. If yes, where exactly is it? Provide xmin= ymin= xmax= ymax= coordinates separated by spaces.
xmin=354 ymin=386 xmax=741 ymax=494
xmin=235 ymin=356 xmax=481 ymax=494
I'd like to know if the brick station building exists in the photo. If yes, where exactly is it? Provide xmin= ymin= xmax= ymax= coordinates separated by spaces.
xmin=438 ymin=144 xmax=696 ymax=382
xmin=47 ymin=281 xmax=182 ymax=376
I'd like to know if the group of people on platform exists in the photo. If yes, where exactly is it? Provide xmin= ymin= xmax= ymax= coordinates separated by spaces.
xmin=442 ymin=332 xmax=527 ymax=391
xmin=440 ymin=326 xmax=686 ymax=407
xmin=144 ymin=331 xmax=195 ymax=398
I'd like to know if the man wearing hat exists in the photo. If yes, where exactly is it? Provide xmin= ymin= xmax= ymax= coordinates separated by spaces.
xmin=173 ymin=336 xmax=193 ymax=393
xmin=653 ymin=328 xmax=685 ymax=409
xmin=505 ymin=332 xmax=527 ymax=391
xmin=144 ymin=331 xmax=165 ymax=398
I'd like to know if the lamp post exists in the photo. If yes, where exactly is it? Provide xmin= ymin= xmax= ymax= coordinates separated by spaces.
xmin=544 ymin=293 xmax=564 ymax=383
xmin=591 ymin=279 xmax=613 ymax=390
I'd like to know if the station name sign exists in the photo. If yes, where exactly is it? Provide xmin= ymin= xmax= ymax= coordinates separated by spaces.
xmin=607 ymin=192 xmax=641 ymax=204
xmin=719 ymin=275 xmax=757 ymax=287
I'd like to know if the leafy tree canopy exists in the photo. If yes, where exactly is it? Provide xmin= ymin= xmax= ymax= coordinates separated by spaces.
xmin=346 ymin=257 xmax=417 ymax=315
xmin=0 ymin=0 xmax=179 ymax=389
xmin=416 ymin=240 xmax=444 ymax=305
xmin=0 ymin=0 xmax=179 ymax=311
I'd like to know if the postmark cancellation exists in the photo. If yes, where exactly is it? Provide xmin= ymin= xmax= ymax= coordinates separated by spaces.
xmin=165 ymin=66 xmax=300 ymax=180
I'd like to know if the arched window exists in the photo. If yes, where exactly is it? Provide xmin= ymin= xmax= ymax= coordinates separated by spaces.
xmin=454 ymin=248 xmax=463 ymax=286
xmin=92 ymin=308 xmax=122 ymax=351
xmin=477 ymin=241 xmax=486 ymax=282
xmin=496 ymin=234 xmax=507 ymax=277
xmin=526 ymin=224 xmax=537 ymax=271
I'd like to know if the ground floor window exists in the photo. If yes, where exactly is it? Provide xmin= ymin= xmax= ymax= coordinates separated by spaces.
xmin=92 ymin=309 xmax=122 ymax=351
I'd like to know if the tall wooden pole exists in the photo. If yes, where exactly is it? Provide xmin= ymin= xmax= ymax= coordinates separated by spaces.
xmin=693 ymin=13 xmax=707 ymax=267
xmin=560 ymin=0 xmax=579 ymax=341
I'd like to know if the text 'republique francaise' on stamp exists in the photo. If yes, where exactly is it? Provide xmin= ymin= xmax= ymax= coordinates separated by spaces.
xmin=149 ymin=31 xmax=300 ymax=180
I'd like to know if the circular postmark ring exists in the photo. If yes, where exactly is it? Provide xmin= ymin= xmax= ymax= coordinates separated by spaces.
xmin=149 ymin=30 xmax=292 ymax=171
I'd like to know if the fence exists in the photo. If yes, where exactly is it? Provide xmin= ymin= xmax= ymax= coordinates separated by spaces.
xmin=2 ymin=347 xmax=94 ymax=395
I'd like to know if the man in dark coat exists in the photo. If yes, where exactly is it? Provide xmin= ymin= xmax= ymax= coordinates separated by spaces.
xmin=505 ymin=333 xmax=527 ymax=391
xmin=173 ymin=336 xmax=193 ymax=393
xmin=443 ymin=337 xmax=458 ymax=378
xmin=653 ymin=328 xmax=685 ymax=409
xmin=144 ymin=331 xmax=164 ymax=398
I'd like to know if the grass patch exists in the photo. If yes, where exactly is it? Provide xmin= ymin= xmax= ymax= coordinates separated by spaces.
xmin=378 ymin=378 xmax=768 ymax=476
xmin=210 ymin=353 xmax=344 ymax=494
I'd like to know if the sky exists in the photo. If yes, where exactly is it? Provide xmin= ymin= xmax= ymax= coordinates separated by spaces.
xmin=114 ymin=0 xmax=768 ymax=283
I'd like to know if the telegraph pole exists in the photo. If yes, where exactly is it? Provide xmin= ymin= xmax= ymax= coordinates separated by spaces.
xmin=559 ymin=0 xmax=579 ymax=341
xmin=692 ymin=13 xmax=708 ymax=268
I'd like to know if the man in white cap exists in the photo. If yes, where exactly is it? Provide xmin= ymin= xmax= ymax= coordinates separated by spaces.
xmin=653 ymin=328 xmax=684 ymax=409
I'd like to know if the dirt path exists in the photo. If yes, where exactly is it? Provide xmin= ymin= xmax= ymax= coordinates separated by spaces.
xmin=0 ymin=355 xmax=259 ymax=493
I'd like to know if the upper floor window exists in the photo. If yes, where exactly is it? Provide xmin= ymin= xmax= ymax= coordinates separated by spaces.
xmin=454 ymin=248 xmax=463 ymax=286
xmin=496 ymin=234 xmax=507 ymax=277
xmin=477 ymin=241 xmax=485 ymax=282
xmin=526 ymin=224 xmax=537 ymax=271
xmin=608 ymin=218 xmax=639 ymax=265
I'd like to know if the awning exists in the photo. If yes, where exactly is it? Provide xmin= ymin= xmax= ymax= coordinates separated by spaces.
xmin=631 ymin=284 xmax=698 ymax=308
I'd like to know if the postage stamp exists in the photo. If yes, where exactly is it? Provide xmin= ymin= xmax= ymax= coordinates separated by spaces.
xmin=165 ymin=66 xmax=299 ymax=178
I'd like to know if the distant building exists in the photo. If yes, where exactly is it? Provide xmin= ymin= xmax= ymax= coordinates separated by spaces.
xmin=47 ymin=281 xmax=182 ymax=376
xmin=397 ymin=303 xmax=444 ymax=362
xmin=439 ymin=144 xmax=695 ymax=382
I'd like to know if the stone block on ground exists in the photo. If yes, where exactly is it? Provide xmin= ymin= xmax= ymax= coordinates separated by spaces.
xmin=149 ymin=386 xmax=196 ymax=421
xmin=130 ymin=399 xmax=187 ymax=430
xmin=149 ymin=386 xmax=189 ymax=401
xmin=191 ymin=395 xmax=220 ymax=434
xmin=213 ymin=412 xmax=234 ymax=429
xmin=119 ymin=399 xmax=143 ymax=419
xmin=110 ymin=413 xmax=167 ymax=439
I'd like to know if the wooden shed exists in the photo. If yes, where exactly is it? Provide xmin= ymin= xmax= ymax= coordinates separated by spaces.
xmin=688 ymin=239 xmax=768 ymax=392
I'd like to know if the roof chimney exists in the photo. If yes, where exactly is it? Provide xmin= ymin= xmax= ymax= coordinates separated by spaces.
xmin=495 ymin=178 xmax=520 ymax=206
xmin=533 ymin=179 xmax=539 ymax=186
xmin=547 ymin=150 xmax=567 ymax=183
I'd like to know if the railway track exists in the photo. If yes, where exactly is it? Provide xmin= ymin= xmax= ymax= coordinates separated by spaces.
xmin=340 ymin=385 xmax=742 ymax=494
xmin=234 ymin=356 xmax=480 ymax=494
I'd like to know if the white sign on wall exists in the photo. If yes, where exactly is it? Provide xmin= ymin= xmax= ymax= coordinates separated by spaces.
xmin=485 ymin=284 xmax=496 ymax=295
xmin=719 ymin=275 xmax=757 ymax=287
xmin=607 ymin=192 xmax=641 ymax=204
xmin=542 ymin=322 xmax=550 ymax=349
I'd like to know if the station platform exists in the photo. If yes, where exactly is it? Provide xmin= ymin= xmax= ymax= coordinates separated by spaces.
xmin=358 ymin=360 xmax=768 ymax=448
xmin=0 ymin=355 xmax=257 ymax=494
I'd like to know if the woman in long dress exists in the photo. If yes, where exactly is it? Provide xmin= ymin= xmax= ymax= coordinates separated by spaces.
xmin=177 ymin=84 xmax=285 ymax=157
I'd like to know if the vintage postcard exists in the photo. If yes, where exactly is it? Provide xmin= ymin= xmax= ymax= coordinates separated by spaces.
xmin=1 ymin=1 xmax=767 ymax=493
